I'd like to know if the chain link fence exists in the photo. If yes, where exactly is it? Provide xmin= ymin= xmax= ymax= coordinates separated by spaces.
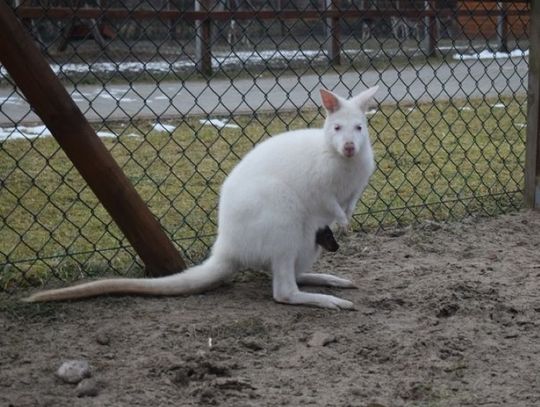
xmin=0 ymin=0 xmax=530 ymax=291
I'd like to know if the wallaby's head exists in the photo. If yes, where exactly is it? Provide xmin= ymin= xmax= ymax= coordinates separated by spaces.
xmin=320 ymin=86 xmax=378 ymax=158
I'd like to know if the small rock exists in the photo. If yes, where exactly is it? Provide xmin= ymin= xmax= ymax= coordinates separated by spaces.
xmin=76 ymin=378 xmax=100 ymax=398
xmin=198 ymin=387 xmax=217 ymax=405
xmin=213 ymin=377 xmax=254 ymax=390
xmin=203 ymin=360 xmax=231 ymax=377
xmin=436 ymin=303 xmax=459 ymax=318
xmin=421 ymin=220 xmax=442 ymax=231
xmin=307 ymin=331 xmax=337 ymax=347
xmin=172 ymin=368 xmax=191 ymax=387
xmin=95 ymin=330 xmax=110 ymax=346
xmin=504 ymin=330 xmax=519 ymax=339
xmin=56 ymin=360 xmax=91 ymax=384
xmin=349 ymin=387 xmax=365 ymax=397
xmin=240 ymin=338 xmax=264 ymax=351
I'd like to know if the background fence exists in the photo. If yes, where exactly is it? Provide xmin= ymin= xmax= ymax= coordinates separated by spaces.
xmin=0 ymin=0 xmax=531 ymax=291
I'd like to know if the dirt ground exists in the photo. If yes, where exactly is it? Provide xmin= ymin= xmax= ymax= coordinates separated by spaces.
xmin=2 ymin=210 xmax=540 ymax=407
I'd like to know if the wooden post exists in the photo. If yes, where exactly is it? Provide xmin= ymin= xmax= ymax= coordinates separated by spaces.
xmin=496 ymin=1 xmax=509 ymax=53
xmin=526 ymin=0 xmax=540 ymax=209
xmin=423 ymin=0 xmax=437 ymax=57
xmin=326 ymin=0 xmax=341 ymax=66
xmin=14 ymin=0 xmax=42 ymax=45
xmin=0 ymin=1 xmax=187 ymax=276
xmin=195 ymin=0 xmax=212 ymax=76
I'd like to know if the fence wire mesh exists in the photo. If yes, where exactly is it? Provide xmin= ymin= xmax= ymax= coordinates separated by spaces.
xmin=0 ymin=0 xmax=530 ymax=291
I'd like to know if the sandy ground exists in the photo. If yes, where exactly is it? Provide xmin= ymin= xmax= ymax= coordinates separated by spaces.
xmin=2 ymin=210 xmax=540 ymax=407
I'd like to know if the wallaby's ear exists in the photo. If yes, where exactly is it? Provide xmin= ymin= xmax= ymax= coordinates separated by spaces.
xmin=320 ymin=89 xmax=341 ymax=113
xmin=354 ymin=86 xmax=379 ymax=112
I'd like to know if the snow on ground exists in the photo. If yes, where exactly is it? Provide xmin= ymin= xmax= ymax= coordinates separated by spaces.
xmin=453 ymin=48 xmax=528 ymax=61
xmin=97 ymin=131 xmax=118 ymax=138
xmin=0 ymin=120 xmax=244 ymax=141
xmin=0 ymin=45 xmax=528 ymax=132
xmin=0 ymin=49 xmax=339 ymax=79
xmin=0 ymin=125 xmax=51 ymax=140
xmin=199 ymin=118 xmax=239 ymax=129
xmin=151 ymin=122 xmax=177 ymax=133
xmin=0 ymin=44 xmax=527 ymax=80
xmin=0 ymin=125 xmax=136 ymax=141
xmin=0 ymin=46 xmax=529 ymax=116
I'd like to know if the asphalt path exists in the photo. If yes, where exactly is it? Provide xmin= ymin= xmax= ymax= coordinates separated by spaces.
xmin=0 ymin=57 xmax=528 ymax=125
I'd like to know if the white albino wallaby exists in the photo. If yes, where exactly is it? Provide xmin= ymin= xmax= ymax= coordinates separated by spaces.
xmin=24 ymin=86 xmax=378 ymax=309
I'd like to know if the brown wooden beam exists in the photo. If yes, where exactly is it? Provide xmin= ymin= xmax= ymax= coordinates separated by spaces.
xmin=526 ymin=0 xmax=540 ymax=209
xmin=0 ymin=1 xmax=187 ymax=276
xmin=14 ymin=7 xmax=530 ymax=22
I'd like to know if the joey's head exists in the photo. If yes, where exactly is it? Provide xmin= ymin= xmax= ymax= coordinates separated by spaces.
xmin=320 ymin=86 xmax=379 ymax=159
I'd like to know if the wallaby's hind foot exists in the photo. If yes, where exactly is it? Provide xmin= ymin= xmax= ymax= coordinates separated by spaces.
xmin=274 ymin=290 xmax=355 ymax=310
xmin=296 ymin=273 xmax=357 ymax=288
xmin=272 ymin=259 xmax=355 ymax=310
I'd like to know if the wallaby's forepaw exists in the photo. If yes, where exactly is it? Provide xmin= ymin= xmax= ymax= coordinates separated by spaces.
xmin=335 ymin=223 xmax=352 ymax=238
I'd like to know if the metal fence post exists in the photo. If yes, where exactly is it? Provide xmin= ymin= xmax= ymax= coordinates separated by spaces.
xmin=526 ymin=0 xmax=540 ymax=209
xmin=195 ymin=0 xmax=212 ymax=76
xmin=0 ymin=1 xmax=187 ymax=276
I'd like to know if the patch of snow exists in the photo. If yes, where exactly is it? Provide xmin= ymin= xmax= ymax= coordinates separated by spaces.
xmin=0 ymin=48 xmax=349 ymax=80
xmin=0 ymin=127 xmax=25 ymax=140
xmin=0 ymin=95 xmax=25 ymax=105
xmin=492 ymin=103 xmax=505 ymax=109
xmin=453 ymin=49 xmax=528 ymax=61
xmin=0 ymin=124 xmax=126 ymax=141
xmin=199 ymin=118 xmax=239 ymax=129
xmin=152 ymin=122 xmax=176 ymax=133
xmin=0 ymin=124 xmax=51 ymax=141
xmin=19 ymin=125 xmax=52 ymax=136
xmin=97 ymin=131 xmax=117 ymax=138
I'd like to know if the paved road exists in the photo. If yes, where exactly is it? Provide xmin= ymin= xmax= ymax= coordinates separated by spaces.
xmin=0 ymin=57 xmax=528 ymax=126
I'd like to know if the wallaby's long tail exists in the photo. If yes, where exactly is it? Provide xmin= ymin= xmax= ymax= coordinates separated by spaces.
xmin=23 ymin=255 xmax=235 ymax=302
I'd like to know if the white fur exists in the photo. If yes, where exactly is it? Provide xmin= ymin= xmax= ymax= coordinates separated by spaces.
xmin=24 ymin=87 xmax=378 ymax=309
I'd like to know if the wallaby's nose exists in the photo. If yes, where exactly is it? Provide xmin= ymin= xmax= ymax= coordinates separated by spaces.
xmin=343 ymin=142 xmax=356 ymax=157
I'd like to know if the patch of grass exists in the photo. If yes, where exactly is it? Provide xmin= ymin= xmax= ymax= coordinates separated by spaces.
xmin=0 ymin=96 xmax=526 ymax=290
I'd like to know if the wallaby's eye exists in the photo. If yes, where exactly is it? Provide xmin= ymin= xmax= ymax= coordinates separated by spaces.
xmin=334 ymin=124 xmax=341 ymax=131
xmin=355 ymin=125 xmax=362 ymax=131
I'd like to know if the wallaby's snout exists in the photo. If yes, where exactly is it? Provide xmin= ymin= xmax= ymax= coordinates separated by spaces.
xmin=343 ymin=141 xmax=356 ymax=157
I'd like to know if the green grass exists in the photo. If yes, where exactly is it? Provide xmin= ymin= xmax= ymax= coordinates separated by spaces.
xmin=0 ymin=95 xmax=527 ymax=290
